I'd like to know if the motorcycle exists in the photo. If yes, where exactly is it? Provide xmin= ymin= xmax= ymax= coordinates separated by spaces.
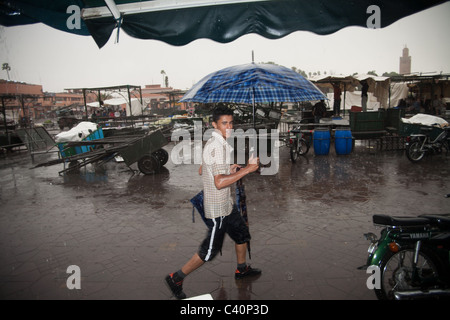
xmin=405 ymin=126 xmax=450 ymax=162
xmin=361 ymin=213 xmax=450 ymax=300
xmin=287 ymin=125 xmax=312 ymax=163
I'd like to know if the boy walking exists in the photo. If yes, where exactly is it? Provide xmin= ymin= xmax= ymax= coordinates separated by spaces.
xmin=165 ymin=105 xmax=261 ymax=299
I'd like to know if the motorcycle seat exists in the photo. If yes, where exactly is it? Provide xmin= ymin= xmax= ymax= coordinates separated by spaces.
xmin=373 ymin=214 xmax=430 ymax=227
xmin=419 ymin=214 xmax=450 ymax=229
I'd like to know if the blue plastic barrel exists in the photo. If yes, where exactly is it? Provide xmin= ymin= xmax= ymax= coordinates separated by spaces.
xmin=313 ymin=128 xmax=331 ymax=155
xmin=335 ymin=128 xmax=353 ymax=155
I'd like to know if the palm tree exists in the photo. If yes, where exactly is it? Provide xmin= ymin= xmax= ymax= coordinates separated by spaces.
xmin=2 ymin=63 xmax=11 ymax=80
xmin=160 ymin=70 xmax=166 ymax=86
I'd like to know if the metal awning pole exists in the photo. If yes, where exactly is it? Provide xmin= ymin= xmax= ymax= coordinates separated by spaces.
xmin=1 ymin=97 xmax=10 ymax=145
xmin=138 ymin=86 xmax=144 ymax=125
xmin=97 ymin=89 xmax=102 ymax=111
xmin=388 ymin=84 xmax=391 ymax=108
xmin=252 ymin=87 xmax=256 ymax=129
xmin=21 ymin=95 xmax=26 ymax=127
xmin=127 ymin=85 xmax=134 ymax=127
xmin=83 ymin=89 xmax=88 ymax=120
xmin=343 ymin=84 xmax=346 ymax=117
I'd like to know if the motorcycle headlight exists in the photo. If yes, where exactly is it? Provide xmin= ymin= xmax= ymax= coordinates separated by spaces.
xmin=364 ymin=232 xmax=378 ymax=255
xmin=368 ymin=242 xmax=378 ymax=254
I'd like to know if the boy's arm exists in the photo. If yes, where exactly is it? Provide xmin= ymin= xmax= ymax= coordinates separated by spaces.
xmin=214 ymin=155 xmax=259 ymax=190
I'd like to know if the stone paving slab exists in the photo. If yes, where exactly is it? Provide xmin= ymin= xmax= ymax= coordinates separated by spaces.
xmin=1 ymin=141 xmax=449 ymax=300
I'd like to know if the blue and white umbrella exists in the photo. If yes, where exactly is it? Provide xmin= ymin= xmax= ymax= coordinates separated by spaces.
xmin=180 ymin=63 xmax=326 ymax=104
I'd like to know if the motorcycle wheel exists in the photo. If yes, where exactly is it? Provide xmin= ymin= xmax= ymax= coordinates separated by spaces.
xmin=375 ymin=246 xmax=441 ymax=300
xmin=406 ymin=141 xmax=426 ymax=162
xmin=290 ymin=138 xmax=310 ymax=163
xmin=298 ymin=138 xmax=310 ymax=156
xmin=290 ymin=140 xmax=299 ymax=163
xmin=443 ymin=140 xmax=450 ymax=155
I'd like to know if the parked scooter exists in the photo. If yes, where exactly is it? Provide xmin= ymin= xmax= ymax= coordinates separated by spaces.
xmin=405 ymin=126 xmax=450 ymax=162
xmin=361 ymin=213 xmax=450 ymax=300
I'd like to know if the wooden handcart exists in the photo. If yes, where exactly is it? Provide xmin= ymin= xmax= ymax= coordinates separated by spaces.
xmin=33 ymin=128 xmax=169 ymax=175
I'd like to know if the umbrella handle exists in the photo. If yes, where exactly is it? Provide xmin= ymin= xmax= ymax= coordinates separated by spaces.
xmin=235 ymin=168 xmax=250 ymax=258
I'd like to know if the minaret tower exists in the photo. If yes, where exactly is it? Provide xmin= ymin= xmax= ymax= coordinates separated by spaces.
xmin=399 ymin=46 xmax=411 ymax=75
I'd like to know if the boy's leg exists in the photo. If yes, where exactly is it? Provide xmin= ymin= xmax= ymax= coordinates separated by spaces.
xmin=165 ymin=253 xmax=204 ymax=300
xmin=235 ymin=242 xmax=247 ymax=265
xmin=166 ymin=217 xmax=225 ymax=299
xmin=181 ymin=253 xmax=204 ymax=275
xmin=227 ymin=207 xmax=262 ymax=279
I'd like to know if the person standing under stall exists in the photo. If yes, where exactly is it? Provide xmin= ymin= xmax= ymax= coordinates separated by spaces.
xmin=413 ymin=96 xmax=422 ymax=114
xmin=361 ymin=80 xmax=369 ymax=112
xmin=332 ymin=82 xmax=342 ymax=117
xmin=440 ymin=95 xmax=447 ymax=116
xmin=432 ymin=94 xmax=446 ymax=116
xmin=165 ymin=104 xmax=261 ymax=300
xmin=91 ymin=111 xmax=97 ymax=123
xmin=312 ymin=100 xmax=327 ymax=123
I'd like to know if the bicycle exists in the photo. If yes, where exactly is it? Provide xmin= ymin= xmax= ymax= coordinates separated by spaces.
xmin=288 ymin=124 xmax=311 ymax=163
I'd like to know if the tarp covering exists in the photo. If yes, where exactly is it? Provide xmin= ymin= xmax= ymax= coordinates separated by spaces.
xmin=326 ymin=91 xmax=380 ymax=111
xmin=87 ymin=97 xmax=144 ymax=116
xmin=55 ymin=121 xmax=98 ymax=143
xmin=1 ymin=0 xmax=447 ymax=48
xmin=390 ymin=82 xmax=409 ymax=107
xmin=401 ymin=113 xmax=448 ymax=128
xmin=0 ymin=0 xmax=91 ymax=36
xmin=86 ymin=97 xmax=138 ymax=107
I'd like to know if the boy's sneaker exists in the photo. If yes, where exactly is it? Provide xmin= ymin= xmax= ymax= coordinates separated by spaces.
xmin=165 ymin=273 xmax=186 ymax=299
xmin=235 ymin=265 xmax=262 ymax=280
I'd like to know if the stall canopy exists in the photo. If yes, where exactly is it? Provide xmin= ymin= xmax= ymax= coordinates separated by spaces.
xmin=1 ymin=0 xmax=447 ymax=48
xmin=310 ymin=75 xmax=359 ymax=92
xmin=354 ymin=74 xmax=390 ymax=109
xmin=87 ymin=96 xmax=143 ymax=115
xmin=311 ymin=74 xmax=390 ymax=110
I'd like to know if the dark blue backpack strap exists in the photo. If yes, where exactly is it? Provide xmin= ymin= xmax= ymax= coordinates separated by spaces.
xmin=190 ymin=190 xmax=206 ymax=224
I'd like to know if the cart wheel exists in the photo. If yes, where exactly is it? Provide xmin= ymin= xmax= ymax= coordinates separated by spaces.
xmin=153 ymin=149 xmax=169 ymax=166
xmin=137 ymin=154 xmax=161 ymax=175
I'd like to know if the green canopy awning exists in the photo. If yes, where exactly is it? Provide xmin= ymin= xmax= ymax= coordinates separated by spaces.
xmin=1 ymin=0 xmax=447 ymax=48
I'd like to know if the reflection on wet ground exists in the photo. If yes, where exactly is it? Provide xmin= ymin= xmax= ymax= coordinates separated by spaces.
xmin=0 ymin=141 xmax=449 ymax=300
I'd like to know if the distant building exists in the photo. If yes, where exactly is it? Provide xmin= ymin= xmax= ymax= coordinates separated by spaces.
xmin=0 ymin=80 xmax=188 ymax=120
xmin=399 ymin=46 xmax=411 ymax=75
xmin=0 ymin=80 xmax=91 ymax=120
xmin=141 ymin=84 xmax=188 ymax=111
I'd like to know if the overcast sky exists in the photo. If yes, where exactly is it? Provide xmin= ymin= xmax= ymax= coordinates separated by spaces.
xmin=1 ymin=2 xmax=449 ymax=93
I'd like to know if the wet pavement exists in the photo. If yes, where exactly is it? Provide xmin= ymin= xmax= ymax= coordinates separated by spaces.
xmin=1 ymin=140 xmax=449 ymax=300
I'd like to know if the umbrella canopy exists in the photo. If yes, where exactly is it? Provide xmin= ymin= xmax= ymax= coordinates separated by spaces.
xmin=180 ymin=63 xmax=327 ymax=104
xmin=0 ymin=1 xmax=446 ymax=48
